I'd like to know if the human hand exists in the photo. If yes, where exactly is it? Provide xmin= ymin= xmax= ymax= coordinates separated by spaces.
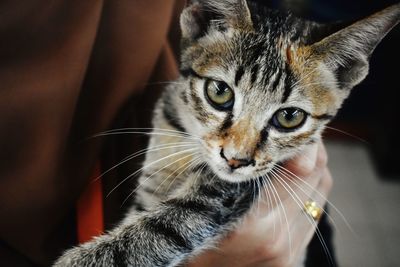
xmin=187 ymin=141 xmax=333 ymax=267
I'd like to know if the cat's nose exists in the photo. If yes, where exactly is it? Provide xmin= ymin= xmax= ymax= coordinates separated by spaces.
xmin=220 ymin=149 xmax=255 ymax=170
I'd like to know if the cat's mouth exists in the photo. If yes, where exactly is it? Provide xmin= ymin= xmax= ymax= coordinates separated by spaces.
xmin=207 ymin=157 xmax=269 ymax=183
xmin=200 ymin=143 xmax=273 ymax=182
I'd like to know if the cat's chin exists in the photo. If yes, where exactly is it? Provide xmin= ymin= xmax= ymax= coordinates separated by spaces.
xmin=208 ymin=164 xmax=258 ymax=183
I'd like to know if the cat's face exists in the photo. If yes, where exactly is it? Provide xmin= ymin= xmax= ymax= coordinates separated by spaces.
xmin=176 ymin=0 xmax=399 ymax=182
xmin=180 ymin=28 xmax=336 ymax=182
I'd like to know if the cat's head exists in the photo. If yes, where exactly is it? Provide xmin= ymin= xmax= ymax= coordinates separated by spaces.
xmin=175 ymin=0 xmax=400 ymax=182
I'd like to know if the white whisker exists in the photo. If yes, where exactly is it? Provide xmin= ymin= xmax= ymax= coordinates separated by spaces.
xmin=106 ymin=148 xmax=199 ymax=198
xmin=272 ymin=166 xmax=340 ymax=233
xmin=162 ymin=156 xmax=203 ymax=195
xmin=93 ymin=142 xmax=198 ymax=182
xmin=274 ymin=164 xmax=355 ymax=235
xmin=255 ymin=177 xmax=262 ymax=217
xmin=271 ymin=169 xmax=334 ymax=265
xmin=97 ymin=127 xmax=200 ymax=139
xmin=189 ymin=162 xmax=208 ymax=190
xmin=259 ymin=174 xmax=277 ymax=237
xmin=325 ymin=126 xmax=369 ymax=144
xmin=263 ymin=173 xmax=293 ymax=258
xmin=92 ymin=131 xmax=200 ymax=141
xmin=120 ymin=151 xmax=199 ymax=207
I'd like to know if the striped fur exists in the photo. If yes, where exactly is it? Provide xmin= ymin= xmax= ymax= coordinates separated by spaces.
xmin=55 ymin=1 xmax=400 ymax=266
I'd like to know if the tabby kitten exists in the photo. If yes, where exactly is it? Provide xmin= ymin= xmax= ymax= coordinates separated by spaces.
xmin=55 ymin=1 xmax=400 ymax=266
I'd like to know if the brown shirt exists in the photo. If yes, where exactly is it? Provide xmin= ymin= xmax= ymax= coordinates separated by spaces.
xmin=0 ymin=1 xmax=183 ymax=265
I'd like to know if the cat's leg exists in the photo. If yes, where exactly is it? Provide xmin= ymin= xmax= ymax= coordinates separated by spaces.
xmin=54 ymin=178 xmax=257 ymax=267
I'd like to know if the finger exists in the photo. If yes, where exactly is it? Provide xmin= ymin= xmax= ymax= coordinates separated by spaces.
xmin=254 ymin=142 xmax=327 ymax=217
xmin=315 ymin=141 xmax=328 ymax=170
xmin=254 ymin=165 xmax=323 ymax=230
xmin=288 ymin=168 xmax=333 ymax=255
xmin=284 ymin=143 xmax=319 ymax=178
xmin=268 ymin=141 xmax=327 ymax=210
xmin=246 ymin=172 xmax=331 ymax=267
xmin=269 ymin=165 xmax=325 ymax=223
xmin=264 ymin=168 xmax=332 ymax=267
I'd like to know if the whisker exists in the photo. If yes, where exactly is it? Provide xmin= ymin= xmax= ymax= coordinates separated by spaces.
xmin=159 ymin=156 xmax=203 ymax=196
xmin=255 ymin=177 xmax=262 ymax=217
xmin=119 ymin=151 xmax=199 ymax=207
xmin=274 ymin=164 xmax=356 ymax=236
xmin=140 ymin=153 xmax=200 ymax=194
xmin=272 ymin=166 xmax=340 ymax=233
xmin=262 ymin=173 xmax=284 ymax=240
xmin=325 ymin=126 xmax=369 ymax=144
xmin=263 ymin=174 xmax=293 ymax=258
xmin=266 ymin=172 xmax=282 ymax=239
xmin=190 ymin=162 xmax=208 ymax=189
xmin=270 ymin=168 xmax=323 ymax=218
xmin=97 ymin=127 xmax=200 ymax=139
xmin=251 ymin=179 xmax=257 ymax=214
xmin=258 ymin=174 xmax=277 ymax=237
xmin=192 ymin=161 xmax=209 ymax=188
xmin=269 ymin=170 xmax=333 ymax=265
xmin=154 ymin=157 xmax=201 ymax=195
xmin=208 ymin=172 xmax=218 ymax=185
xmin=91 ymin=131 xmax=201 ymax=141
xmin=106 ymin=148 xmax=199 ymax=198
xmin=93 ymin=142 xmax=198 ymax=182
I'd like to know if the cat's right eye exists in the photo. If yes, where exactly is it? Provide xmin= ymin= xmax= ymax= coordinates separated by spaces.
xmin=205 ymin=80 xmax=234 ymax=111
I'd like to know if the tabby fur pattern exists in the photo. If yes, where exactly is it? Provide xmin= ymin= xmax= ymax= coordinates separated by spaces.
xmin=55 ymin=1 xmax=400 ymax=266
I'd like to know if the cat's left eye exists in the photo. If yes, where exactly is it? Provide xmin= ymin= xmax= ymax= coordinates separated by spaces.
xmin=271 ymin=108 xmax=307 ymax=130
xmin=205 ymin=80 xmax=234 ymax=111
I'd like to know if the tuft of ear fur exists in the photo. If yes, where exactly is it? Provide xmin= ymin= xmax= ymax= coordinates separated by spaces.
xmin=180 ymin=0 xmax=253 ymax=41
xmin=311 ymin=3 xmax=400 ymax=90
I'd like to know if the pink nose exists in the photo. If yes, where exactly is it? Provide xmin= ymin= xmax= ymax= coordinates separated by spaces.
xmin=220 ymin=149 xmax=255 ymax=170
xmin=227 ymin=158 xmax=253 ymax=169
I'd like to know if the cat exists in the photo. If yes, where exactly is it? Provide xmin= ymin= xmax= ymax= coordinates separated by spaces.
xmin=55 ymin=1 xmax=400 ymax=266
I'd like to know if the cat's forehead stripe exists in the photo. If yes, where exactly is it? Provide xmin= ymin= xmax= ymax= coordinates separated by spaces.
xmin=268 ymin=67 xmax=282 ymax=92
xmin=250 ymin=64 xmax=260 ymax=86
xmin=234 ymin=66 xmax=245 ymax=86
xmin=281 ymin=64 xmax=294 ymax=103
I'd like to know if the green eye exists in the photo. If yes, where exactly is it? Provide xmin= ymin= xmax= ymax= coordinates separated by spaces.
xmin=205 ymin=80 xmax=234 ymax=110
xmin=272 ymin=108 xmax=307 ymax=130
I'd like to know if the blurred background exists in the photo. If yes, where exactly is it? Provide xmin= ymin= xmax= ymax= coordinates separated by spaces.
xmin=327 ymin=141 xmax=400 ymax=267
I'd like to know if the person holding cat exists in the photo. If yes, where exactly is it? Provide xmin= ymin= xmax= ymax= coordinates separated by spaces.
xmin=0 ymin=0 xmax=348 ymax=266
xmin=188 ymin=141 xmax=334 ymax=267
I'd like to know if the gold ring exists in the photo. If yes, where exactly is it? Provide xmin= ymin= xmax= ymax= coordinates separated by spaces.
xmin=303 ymin=200 xmax=323 ymax=221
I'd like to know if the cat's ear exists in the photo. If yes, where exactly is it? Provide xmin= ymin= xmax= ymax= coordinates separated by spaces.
xmin=180 ymin=0 xmax=253 ymax=41
xmin=310 ymin=4 xmax=400 ymax=90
